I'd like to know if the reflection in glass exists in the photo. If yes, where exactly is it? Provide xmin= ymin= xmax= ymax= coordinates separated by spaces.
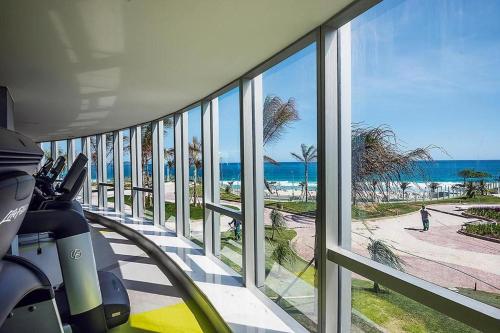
xmin=90 ymin=136 xmax=98 ymax=206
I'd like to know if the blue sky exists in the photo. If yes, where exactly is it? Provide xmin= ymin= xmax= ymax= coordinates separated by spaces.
xmin=351 ymin=0 xmax=500 ymax=160
xmin=220 ymin=0 xmax=500 ymax=162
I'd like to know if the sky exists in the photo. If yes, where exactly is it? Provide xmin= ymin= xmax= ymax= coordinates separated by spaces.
xmin=220 ymin=0 xmax=500 ymax=162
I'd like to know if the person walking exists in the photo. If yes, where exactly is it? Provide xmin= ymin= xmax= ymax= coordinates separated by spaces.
xmin=420 ymin=205 xmax=431 ymax=231
xmin=228 ymin=218 xmax=242 ymax=241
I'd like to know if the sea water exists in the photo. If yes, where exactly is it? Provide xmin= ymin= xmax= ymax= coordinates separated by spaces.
xmin=91 ymin=160 xmax=500 ymax=190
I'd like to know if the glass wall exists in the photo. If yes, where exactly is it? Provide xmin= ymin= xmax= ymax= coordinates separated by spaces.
xmin=90 ymin=136 xmax=98 ymax=206
xmin=40 ymin=142 xmax=51 ymax=166
xmin=163 ymin=116 xmax=176 ymax=231
xmin=106 ymin=133 xmax=115 ymax=209
xmin=259 ymin=43 xmax=319 ymax=331
xmin=55 ymin=140 xmax=68 ymax=179
xmin=187 ymin=107 xmax=204 ymax=246
xmin=216 ymin=88 xmax=243 ymax=274
xmin=140 ymin=122 xmax=153 ymax=219
xmin=73 ymin=139 xmax=83 ymax=202
xmin=343 ymin=0 xmax=500 ymax=331
xmin=122 ymin=128 xmax=132 ymax=215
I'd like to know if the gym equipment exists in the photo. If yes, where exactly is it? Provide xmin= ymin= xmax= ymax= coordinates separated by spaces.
xmin=30 ymin=153 xmax=88 ymax=212
xmin=0 ymin=127 xmax=64 ymax=332
xmin=0 ymin=128 xmax=130 ymax=332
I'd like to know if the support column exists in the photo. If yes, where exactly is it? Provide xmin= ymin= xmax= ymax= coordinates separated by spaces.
xmin=241 ymin=78 xmax=256 ymax=287
xmin=181 ymin=113 xmax=190 ymax=237
xmin=50 ymin=141 xmax=57 ymax=160
xmin=113 ymin=131 xmax=125 ymax=212
xmin=211 ymin=98 xmax=221 ymax=256
xmin=97 ymin=134 xmax=107 ymax=209
xmin=174 ymin=114 xmax=184 ymax=235
xmin=0 ymin=86 xmax=14 ymax=130
xmin=252 ymin=75 xmax=265 ymax=287
xmin=152 ymin=120 xmax=165 ymax=225
xmin=67 ymin=139 xmax=75 ymax=166
xmin=82 ymin=137 xmax=92 ymax=205
xmin=131 ymin=126 xmax=143 ymax=217
xmin=202 ymin=100 xmax=213 ymax=254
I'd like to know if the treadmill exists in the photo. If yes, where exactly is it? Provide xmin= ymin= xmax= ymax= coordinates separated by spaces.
xmin=0 ymin=128 xmax=130 ymax=333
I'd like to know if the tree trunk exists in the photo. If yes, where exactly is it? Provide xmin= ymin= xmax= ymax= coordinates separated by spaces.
xmin=373 ymin=282 xmax=381 ymax=293
xmin=193 ymin=167 xmax=198 ymax=206
xmin=304 ymin=162 xmax=309 ymax=203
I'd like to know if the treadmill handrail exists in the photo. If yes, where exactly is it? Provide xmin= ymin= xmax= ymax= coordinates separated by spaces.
xmin=19 ymin=209 xmax=89 ymax=239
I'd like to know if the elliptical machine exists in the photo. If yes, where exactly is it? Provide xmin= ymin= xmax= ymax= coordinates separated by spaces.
xmin=0 ymin=128 xmax=130 ymax=333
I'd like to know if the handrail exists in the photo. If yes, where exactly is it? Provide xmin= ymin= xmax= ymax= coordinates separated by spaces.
xmin=205 ymin=202 xmax=243 ymax=221
xmin=327 ymin=246 xmax=500 ymax=332
xmin=132 ymin=186 xmax=153 ymax=193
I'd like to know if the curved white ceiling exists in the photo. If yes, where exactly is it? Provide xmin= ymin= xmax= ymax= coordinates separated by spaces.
xmin=0 ymin=0 xmax=352 ymax=141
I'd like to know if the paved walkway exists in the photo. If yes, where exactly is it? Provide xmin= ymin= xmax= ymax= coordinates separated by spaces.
xmin=352 ymin=204 xmax=500 ymax=292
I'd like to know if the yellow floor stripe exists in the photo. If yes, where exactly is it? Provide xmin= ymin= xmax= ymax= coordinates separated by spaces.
xmin=110 ymin=301 xmax=214 ymax=333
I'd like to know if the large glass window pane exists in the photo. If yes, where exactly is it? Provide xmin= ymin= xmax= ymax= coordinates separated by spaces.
xmin=163 ymin=116 xmax=176 ymax=231
xmin=122 ymin=129 xmax=132 ymax=215
xmin=90 ymin=136 xmax=98 ymax=207
xmin=259 ymin=43 xmax=318 ymax=331
xmin=40 ymin=142 xmax=51 ymax=166
xmin=346 ymin=0 xmax=500 ymax=319
xmin=106 ymin=133 xmax=114 ymax=209
xmin=74 ymin=139 xmax=83 ymax=202
xmin=55 ymin=140 xmax=68 ymax=179
xmin=349 ymin=272 xmax=480 ymax=332
xmin=188 ymin=107 xmax=204 ymax=246
xmin=216 ymin=88 xmax=242 ymax=274
xmin=140 ymin=123 xmax=153 ymax=220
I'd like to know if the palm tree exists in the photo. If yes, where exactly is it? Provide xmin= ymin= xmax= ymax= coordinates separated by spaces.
xmin=352 ymin=124 xmax=436 ymax=204
xmin=270 ymin=209 xmax=286 ymax=240
xmin=290 ymin=144 xmax=317 ymax=202
xmin=371 ymin=180 xmax=379 ymax=203
xmin=400 ymin=182 xmax=411 ymax=200
xmin=367 ymin=238 xmax=405 ymax=293
xmin=164 ymin=148 xmax=174 ymax=181
xmin=189 ymin=136 xmax=202 ymax=206
xmin=271 ymin=241 xmax=296 ymax=270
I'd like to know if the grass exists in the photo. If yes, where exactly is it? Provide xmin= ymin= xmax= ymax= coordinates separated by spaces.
xmin=120 ymin=195 xmax=237 ymax=221
xmin=352 ymin=279 xmax=481 ymax=332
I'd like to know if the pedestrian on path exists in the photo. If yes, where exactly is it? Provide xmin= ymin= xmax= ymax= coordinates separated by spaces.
xmin=228 ymin=218 xmax=242 ymax=241
xmin=420 ymin=205 xmax=431 ymax=231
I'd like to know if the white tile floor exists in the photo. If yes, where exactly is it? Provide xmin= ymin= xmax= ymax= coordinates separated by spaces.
xmin=83 ymin=204 xmax=309 ymax=333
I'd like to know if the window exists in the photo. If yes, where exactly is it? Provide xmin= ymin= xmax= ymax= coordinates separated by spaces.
xmin=40 ymin=142 xmax=51 ymax=166
xmin=163 ymin=116 xmax=176 ymax=231
xmin=343 ymin=0 xmax=500 ymax=330
xmin=73 ymin=138 xmax=83 ymax=202
xmin=90 ymin=136 xmax=98 ymax=206
xmin=122 ymin=129 xmax=132 ymax=215
xmin=258 ymin=43 xmax=319 ymax=331
xmin=55 ymin=140 xmax=68 ymax=179
xmin=106 ymin=133 xmax=114 ymax=209
xmin=187 ymin=107 xmax=204 ymax=246
xmin=139 ymin=122 xmax=154 ymax=220
xmin=215 ymin=87 xmax=242 ymax=274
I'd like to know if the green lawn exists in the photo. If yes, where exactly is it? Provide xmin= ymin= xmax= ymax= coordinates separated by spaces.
xmin=352 ymin=279 xmax=481 ymax=332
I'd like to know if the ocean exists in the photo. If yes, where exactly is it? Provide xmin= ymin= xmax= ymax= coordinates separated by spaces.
xmin=91 ymin=160 xmax=500 ymax=189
